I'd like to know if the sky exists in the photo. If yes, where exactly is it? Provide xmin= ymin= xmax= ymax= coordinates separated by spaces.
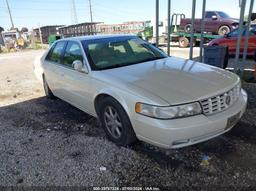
xmin=0 ymin=0 xmax=255 ymax=30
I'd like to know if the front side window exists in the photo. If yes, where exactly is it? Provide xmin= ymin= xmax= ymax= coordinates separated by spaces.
xmin=83 ymin=37 xmax=167 ymax=70
xmin=228 ymin=29 xmax=239 ymax=37
xmin=63 ymin=42 xmax=84 ymax=67
xmin=227 ymin=27 xmax=255 ymax=38
xmin=46 ymin=41 xmax=66 ymax=63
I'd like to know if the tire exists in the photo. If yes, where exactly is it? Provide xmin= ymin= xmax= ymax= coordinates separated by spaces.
xmin=253 ymin=50 xmax=256 ymax=62
xmin=43 ymin=75 xmax=56 ymax=99
xmin=179 ymin=37 xmax=189 ymax=48
xmin=184 ymin=24 xmax=192 ymax=33
xmin=218 ymin=25 xmax=230 ymax=36
xmin=98 ymin=97 xmax=137 ymax=146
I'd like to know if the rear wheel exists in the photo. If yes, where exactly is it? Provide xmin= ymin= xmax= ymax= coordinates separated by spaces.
xmin=218 ymin=25 xmax=230 ymax=36
xmin=43 ymin=75 xmax=55 ymax=99
xmin=98 ymin=97 xmax=137 ymax=146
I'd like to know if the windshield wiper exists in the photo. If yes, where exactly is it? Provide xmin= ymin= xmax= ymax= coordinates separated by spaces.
xmin=98 ymin=64 xmax=123 ymax=70
xmin=142 ymin=56 xmax=166 ymax=62
xmin=98 ymin=57 xmax=166 ymax=70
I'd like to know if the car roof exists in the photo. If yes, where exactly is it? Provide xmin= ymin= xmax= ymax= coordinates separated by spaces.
xmin=59 ymin=34 xmax=137 ymax=42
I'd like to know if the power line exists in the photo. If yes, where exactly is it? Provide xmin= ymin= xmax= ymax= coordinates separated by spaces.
xmin=0 ymin=6 xmax=88 ymax=11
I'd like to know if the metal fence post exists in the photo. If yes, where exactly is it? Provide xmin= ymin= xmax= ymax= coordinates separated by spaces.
xmin=234 ymin=0 xmax=247 ymax=74
xmin=189 ymin=0 xmax=196 ymax=60
xmin=199 ymin=0 xmax=206 ymax=62
xmin=167 ymin=0 xmax=171 ymax=56
xmin=240 ymin=0 xmax=254 ymax=75
xmin=156 ymin=0 xmax=159 ymax=47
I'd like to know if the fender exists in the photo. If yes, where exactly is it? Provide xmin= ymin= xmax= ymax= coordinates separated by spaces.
xmin=94 ymin=87 xmax=132 ymax=117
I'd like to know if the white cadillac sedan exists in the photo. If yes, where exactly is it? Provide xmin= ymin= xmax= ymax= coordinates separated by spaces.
xmin=35 ymin=35 xmax=247 ymax=149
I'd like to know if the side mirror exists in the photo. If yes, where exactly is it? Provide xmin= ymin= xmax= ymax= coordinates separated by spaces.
xmin=72 ymin=60 xmax=86 ymax=73
xmin=212 ymin=15 xmax=217 ymax=20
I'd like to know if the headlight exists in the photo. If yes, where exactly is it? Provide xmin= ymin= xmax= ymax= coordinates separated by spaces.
xmin=135 ymin=102 xmax=202 ymax=119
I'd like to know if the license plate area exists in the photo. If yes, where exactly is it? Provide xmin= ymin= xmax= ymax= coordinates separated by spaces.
xmin=225 ymin=112 xmax=241 ymax=130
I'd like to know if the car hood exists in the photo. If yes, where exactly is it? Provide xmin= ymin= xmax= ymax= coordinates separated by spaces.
xmin=220 ymin=18 xmax=239 ymax=23
xmin=231 ymin=18 xmax=239 ymax=23
xmin=101 ymin=57 xmax=240 ymax=105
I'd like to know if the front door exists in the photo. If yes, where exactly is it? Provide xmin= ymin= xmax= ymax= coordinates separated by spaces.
xmin=204 ymin=11 xmax=218 ymax=33
xmin=60 ymin=41 xmax=94 ymax=114
xmin=219 ymin=29 xmax=240 ymax=55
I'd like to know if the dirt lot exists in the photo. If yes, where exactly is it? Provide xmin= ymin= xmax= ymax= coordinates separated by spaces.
xmin=0 ymin=50 xmax=256 ymax=189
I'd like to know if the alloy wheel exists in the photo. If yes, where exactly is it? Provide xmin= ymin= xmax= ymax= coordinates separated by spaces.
xmin=104 ymin=106 xmax=123 ymax=139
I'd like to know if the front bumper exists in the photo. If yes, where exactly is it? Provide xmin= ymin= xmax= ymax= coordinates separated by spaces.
xmin=132 ymin=89 xmax=247 ymax=149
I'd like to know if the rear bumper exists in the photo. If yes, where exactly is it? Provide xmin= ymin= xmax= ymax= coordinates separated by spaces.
xmin=132 ymin=89 xmax=247 ymax=149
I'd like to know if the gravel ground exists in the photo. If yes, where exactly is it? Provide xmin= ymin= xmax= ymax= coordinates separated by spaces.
xmin=0 ymin=50 xmax=256 ymax=190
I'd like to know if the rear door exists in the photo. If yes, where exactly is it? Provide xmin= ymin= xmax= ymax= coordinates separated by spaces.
xmin=44 ymin=41 xmax=67 ymax=97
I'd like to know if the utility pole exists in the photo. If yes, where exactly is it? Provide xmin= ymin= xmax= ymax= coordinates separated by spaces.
xmin=88 ymin=0 xmax=93 ymax=23
xmin=5 ymin=0 xmax=14 ymax=29
xmin=71 ymin=0 xmax=78 ymax=24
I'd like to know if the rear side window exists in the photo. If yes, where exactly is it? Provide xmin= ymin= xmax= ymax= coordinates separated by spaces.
xmin=46 ymin=41 xmax=66 ymax=63
xmin=205 ymin=12 xmax=217 ymax=19
xmin=63 ymin=42 xmax=84 ymax=67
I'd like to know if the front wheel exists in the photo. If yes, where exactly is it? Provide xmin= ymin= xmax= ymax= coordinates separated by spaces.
xmin=98 ymin=97 xmax=137 ymax=146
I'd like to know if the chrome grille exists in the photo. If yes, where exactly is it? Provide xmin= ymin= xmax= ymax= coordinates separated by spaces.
xmin=200 ymin=83 xmax=241 ymax=115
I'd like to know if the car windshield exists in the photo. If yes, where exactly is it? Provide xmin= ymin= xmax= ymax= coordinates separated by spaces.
xmin=227 ymin=26 xmax=256 ymax=37
xmin=217 ymin=12 xmax=231 ymax=19
xmin=82 ymin=36 xmax=167 ymax=70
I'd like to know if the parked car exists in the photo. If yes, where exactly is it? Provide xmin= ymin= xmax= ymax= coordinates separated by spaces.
xmin=34 ymin=35 xmax=247 ymax=149
xmin=180 ymin=11 xmax=239 ymax=35
xmin=208 ymin=24 xmax=256 ymax=56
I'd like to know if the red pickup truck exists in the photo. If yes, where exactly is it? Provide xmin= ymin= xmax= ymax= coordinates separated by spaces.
xmin=180 ymin=11 xmax=239 ymax=35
